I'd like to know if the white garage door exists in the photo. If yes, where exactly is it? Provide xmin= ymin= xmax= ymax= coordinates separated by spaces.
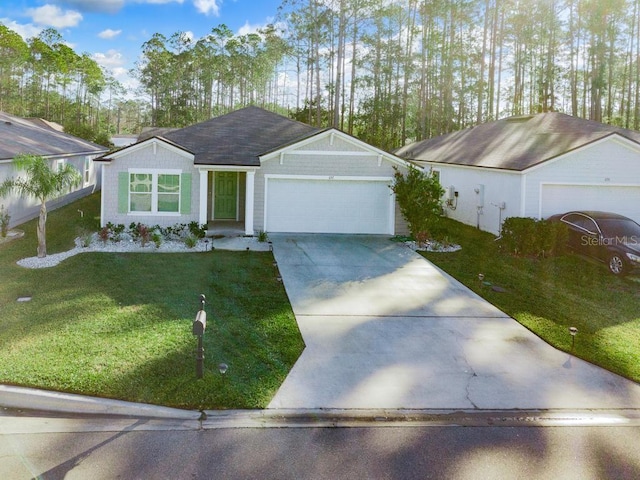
xmin=265 ymin=177 xmax=393 ymax=234
xmin=541 ymin=184 xmax=640 ymax=223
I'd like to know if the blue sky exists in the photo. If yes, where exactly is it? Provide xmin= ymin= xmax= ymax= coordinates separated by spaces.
xmin=0 ymin=0 xmax=284 ymax=90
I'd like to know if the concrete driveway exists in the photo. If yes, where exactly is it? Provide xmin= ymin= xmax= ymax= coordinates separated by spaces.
xmin=268 ymin=234 xmax=640 ymax=410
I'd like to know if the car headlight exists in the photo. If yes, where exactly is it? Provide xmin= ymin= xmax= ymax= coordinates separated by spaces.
xmin=626 ymin=252 xmax=640 ymax=264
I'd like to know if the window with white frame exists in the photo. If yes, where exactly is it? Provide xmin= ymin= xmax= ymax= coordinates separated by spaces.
xmin=55 ymin=159 xmax=66 ymax=172
xmin=129 ymin=170 xmax=181 ymax=214
xmin=84 ymin=158 xmax=91 ymax=184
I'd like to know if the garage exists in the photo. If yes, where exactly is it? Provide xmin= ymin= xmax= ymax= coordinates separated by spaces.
xmin=264 ymin=176 xmax=394 ymax=234
xmin=540 ymin=184 xmax=640 ymax=224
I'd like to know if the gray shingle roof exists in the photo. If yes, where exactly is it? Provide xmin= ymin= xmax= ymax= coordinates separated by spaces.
xmin=161 ymin=106 xmax=323 ymax=166
xmin=0 ymin=111 xmax=107 ymax=161
xmin=396 ymin=112 xmax=640 ymax=171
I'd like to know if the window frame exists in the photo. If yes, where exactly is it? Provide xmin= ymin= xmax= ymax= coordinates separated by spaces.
xmin=128 ymin=168 xmax=182 ymax=216
xmin=84 ymin=158 xmax=91 ymax=184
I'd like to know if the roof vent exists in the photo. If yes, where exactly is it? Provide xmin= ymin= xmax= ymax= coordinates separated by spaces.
xmin=4 ymin=121 xmax=12 ymax=125
xmin=505 ymin=115 xmax=535 ymax=123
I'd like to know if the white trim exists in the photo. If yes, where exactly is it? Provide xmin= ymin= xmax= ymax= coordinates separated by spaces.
xmin=194 ymin=164 xmax=258 ymax=173
xmin=127 ymin=169 xmax=182 ymax=216
xmin=199 ymin=170 xmax=208 ymax=225
xmin=104 ymin=137 xmax=194 ymax=161
xmin=537 ymin=180 xmax=640 ymax=219
xmin=264 ymin=174 xmax=393 ymax=182
xmin=520 ymin=174 xmax=527 ymax=217
xmin=245 ymin=171 xmax=255 ymax=235
xmin=260 ymin=128 xmax=413 ymax=169
xmin=129 ymin=168 xmax=181 ymax=174
xmin=524 ymin=133 xmax=640 ymax=174
xmin=100 ymin=164 xmax=107 ymax=227
xmin=277 ymin=150 xmax=385 ymax=157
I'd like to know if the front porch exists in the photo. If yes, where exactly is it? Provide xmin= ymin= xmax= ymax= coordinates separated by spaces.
xmin=206 ymin=220 xmax=246 ymax=237
xmin=198 ymin=169 xmax=256 ymax=236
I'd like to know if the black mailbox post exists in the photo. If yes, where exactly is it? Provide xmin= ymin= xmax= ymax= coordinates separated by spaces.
xmin=193 ymin=294 xmax=207 ymax=378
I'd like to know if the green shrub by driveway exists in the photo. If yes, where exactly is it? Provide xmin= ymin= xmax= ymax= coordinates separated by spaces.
xmin=0 ymin=193 xmax=304 ymax=410
xmin=420 ymin=218 xmax=640 ymax=384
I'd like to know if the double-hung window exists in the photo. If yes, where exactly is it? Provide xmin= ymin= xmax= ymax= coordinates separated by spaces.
xmin=129 ymin=170 xmax=181 ymax=214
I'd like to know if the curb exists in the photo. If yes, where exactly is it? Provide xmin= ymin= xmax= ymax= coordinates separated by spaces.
xmin=3 ymin=385 xmax=640 ymax=429
xmin=0 ymin=385 xmax=201 ymax=420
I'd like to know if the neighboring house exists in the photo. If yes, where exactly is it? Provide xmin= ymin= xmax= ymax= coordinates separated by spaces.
xmin=95 ymin=106 xmax=411 ymax=235
xmin=396 ymin=112 xmax=640 ymax=236
xmin=0 ymin=111 xmax=109 ymax=228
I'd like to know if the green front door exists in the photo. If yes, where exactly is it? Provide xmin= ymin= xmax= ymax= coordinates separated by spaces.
xmin=214 ymin=172 xmax=237 ymax=219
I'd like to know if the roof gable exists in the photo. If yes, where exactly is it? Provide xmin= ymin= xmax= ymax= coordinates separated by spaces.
xmin=261 ymin=128 xmax=413 ymax=169
xmin=95 ymin=136 xmax=193 ymax=163
xmin=397 ymin=112 xmax=640 ymax=171
xmin=0 ymin=111 xmax=107 ymax=161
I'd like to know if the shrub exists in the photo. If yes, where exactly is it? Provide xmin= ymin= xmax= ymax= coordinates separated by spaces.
xmin=98 ymin=226 xmax=110 ymax=244
xmin=136 ymin=223 xmax=151 ymax=247
xmin=184 ymin=234 xmax=199 ymax=248
xmin=188 ymin=221 xmax=207 ymax=239
xmin=391 ymin=165 xmax=444 ymax=240
xmin=500 ymin=217 xmax=568 ymax=257
xmin=152 ymin=231 xmax=163 ymax=248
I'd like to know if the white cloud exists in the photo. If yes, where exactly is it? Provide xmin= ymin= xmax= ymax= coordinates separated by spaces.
xmin=98 ymin=29 xmax=122 ymax=39
xmin=27 ymin=5 xmax=83 ymax=29
xmin=193 ymin=0 xmax=221 ymax=16
xmin=143 ymin=0 xmax=185 ymax=5
xmin=238 ymin=21 xmax=260 ymax=36
xmin=92 ymin=49 xmax=125 ymax=69
xmin=59 ymin=0 xmax=125 ymax=14
xmin=237 ymin=18 xmax=278 ymax=36
xmin=0 ymin=18 xmax=42 ymax=40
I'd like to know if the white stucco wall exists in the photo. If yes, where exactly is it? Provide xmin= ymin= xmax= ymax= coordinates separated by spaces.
xmin=427 ymin=163 xmax=522 ymax=236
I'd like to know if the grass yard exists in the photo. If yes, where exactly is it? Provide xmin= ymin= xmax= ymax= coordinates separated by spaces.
xmin=422 ymin=218 xmax=640 ymax=384
xmin=0 ymin=193 xmax=304 ymax=410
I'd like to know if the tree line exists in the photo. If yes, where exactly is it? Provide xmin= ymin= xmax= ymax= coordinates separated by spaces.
xmin=1 ymin=0 xmax=640 ymax=151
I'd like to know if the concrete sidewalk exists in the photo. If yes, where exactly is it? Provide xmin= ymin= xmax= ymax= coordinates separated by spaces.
xmin=267 ymin=234 xmax=640 ymax=410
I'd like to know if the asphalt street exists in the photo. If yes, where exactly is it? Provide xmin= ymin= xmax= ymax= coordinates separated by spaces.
xmin=2 ymin=413 xmax=639 ymax=480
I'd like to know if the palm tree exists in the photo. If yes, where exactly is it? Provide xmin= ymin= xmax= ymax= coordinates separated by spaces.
xmin=0 ymin=154 xmax=81 ymax=257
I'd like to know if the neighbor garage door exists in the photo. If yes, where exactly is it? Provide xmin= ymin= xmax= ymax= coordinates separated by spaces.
xmin=265 ymin=176 xmax=394 ymax=234
xmin=541 ymin=184 xmax=640 ymax=223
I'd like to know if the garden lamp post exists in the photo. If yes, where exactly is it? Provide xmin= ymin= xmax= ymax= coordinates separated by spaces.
xmin=569 ymin=326 xmax=578 ymax=353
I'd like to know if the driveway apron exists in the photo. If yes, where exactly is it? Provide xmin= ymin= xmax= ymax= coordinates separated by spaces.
xmin=267 ymin=234 xmax=640 ymax=410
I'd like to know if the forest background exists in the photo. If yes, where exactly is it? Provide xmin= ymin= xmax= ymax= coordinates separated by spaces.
xmin=1 ymin=0 xmax=639 ymax=151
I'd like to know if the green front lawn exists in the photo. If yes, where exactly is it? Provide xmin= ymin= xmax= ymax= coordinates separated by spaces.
xmin=2 ymin=195 xmax=638 ymax=411
xmin=422 ymin=218 xmax=640 ymax=383
xmin=0 ymin=193 xmax=304 ymax=410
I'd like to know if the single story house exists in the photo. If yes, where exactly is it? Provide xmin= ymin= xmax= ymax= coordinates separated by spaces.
xmin=0 ymin=111 xmax=108 ymax=228
xmin=396 ymin=112 xmax=640 ymax=235
xmin=95 ymin=106 xmax=411 ymax=235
